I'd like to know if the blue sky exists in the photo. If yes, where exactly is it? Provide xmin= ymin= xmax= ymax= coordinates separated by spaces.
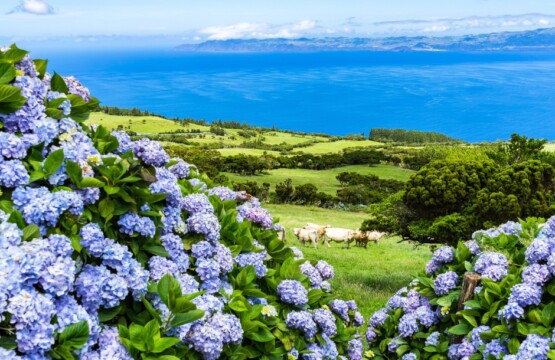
xmin=2 ymin=0 xmax=555 ymax=48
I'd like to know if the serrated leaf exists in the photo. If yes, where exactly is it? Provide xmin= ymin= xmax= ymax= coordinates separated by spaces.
xmin=542 ymin=302 xmax=555 ymax=327
xmin=98 ymin=306 xmax=121 ymax=322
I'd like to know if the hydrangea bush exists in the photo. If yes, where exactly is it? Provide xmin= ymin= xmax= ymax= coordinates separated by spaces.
xmin=0 ymin=45 xmax=365 ymax=359
xmin=367 ymin=218 xmax=555 ymax=359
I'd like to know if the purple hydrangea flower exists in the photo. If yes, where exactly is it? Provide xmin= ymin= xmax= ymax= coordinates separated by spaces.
xmin=483 ymin=339 xmax=507 ymax=359
xmin=208 ymin=186 xmax=237 ymax=201
xmin=425 ymin=331 xmax=440 ymax=346
xmin=182 ymin=193 xmax=214 ymax=214
xmin=398 ymin=313 xmax=418 ymax=337
xmin=168 ymin=158 xmax=191 ymax=179
xmin=434 ymin=271 xmax=459 ymax=296
xmin=0 ymin=160 xmax=29 ymax=188
xmin=474 ymin=252 xmax=508 ymax=281
xmin=312 ymin=308 xmax=337 ymax=336
xmin=133 ymin=138 xmax=169 ymax=167
xmin=63 ymin=76 xmax=91 ymax=102
xmin=366 ymin=327 xmax=377 ymax=343
xmin=498 ymin=302 xmax=524 ymax=320
xmin=370 ymin=309 xmax=387 ymax=327
xmin=187 ymin=213 xmax=221 ymax=243
xmin=315 ymin=260 xmax=334 ymax=280
xmin=286 ymin=311 xmax=317 ymax=339
xmin=300 ymin=261 xmax=323 ymax=288
xmin=277 ymin=280 xmax=308 ymax=306
xmin=347 ymin=337 xmax=363 ymax=360
xmin=111 ymin=130 xmax=133 ymax=154
xmin=329 ymin=299 xmax=350 ymax=321
xmin=517 ymin=334 xmax=550 ymax=359
xmin=508 ymin=283 xmax=543 ymax=307
xmin=470 ymin=325 xmax=490 ymax=348
xmin=522 ymin=264 xmax=552 ymax=285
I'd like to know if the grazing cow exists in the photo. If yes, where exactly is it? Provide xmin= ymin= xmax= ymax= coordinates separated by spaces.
xmin=322 ymin=227 xmax=356 ymax=248
xmin=293 ymin=228 xmax=319 ymax=248
xmin=304 ymin=223 xmax=331 ymax=244
xmin=276 ymin=227 xmax=286 ymax=242
xmin=354 ymin=230 xmax=386 ymax=248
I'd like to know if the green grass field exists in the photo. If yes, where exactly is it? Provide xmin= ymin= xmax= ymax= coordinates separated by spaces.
xmin=87 ymin=112 xmax=207 ymax=133
xmin=265 ymin=204 xmax=431 ymax=318
xmin=224 ymin=164 xmax=414 ymax=195
xmin=299 ymin=139 xmax=382 ymax=154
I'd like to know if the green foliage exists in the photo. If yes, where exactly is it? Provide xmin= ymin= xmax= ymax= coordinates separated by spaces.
xmin=369 ymin=128 xmax=464 ymax=145
xmin=373 ymin=158 xmax=555 ymax=245
xmin=487 ymin=133 xmax=548 ymax=166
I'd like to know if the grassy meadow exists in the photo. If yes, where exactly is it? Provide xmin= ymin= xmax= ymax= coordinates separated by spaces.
xmin=88 ymin=112 xmax=430 ymax=320
xmin=265 ymin=204 xmax=431 ymax=318
xmin=225 ymin=164 xmax=414 ymax=195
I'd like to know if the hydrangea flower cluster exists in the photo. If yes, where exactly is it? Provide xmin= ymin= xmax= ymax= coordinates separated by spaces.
xmin=368 ymin=217 xmax=555 ymax=359
xmin=0 ymin=47 xmax=365 ymax=359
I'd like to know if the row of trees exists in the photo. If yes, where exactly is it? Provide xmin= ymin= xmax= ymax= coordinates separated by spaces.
xmin=369 ymin=128 xmax=463 ymax=144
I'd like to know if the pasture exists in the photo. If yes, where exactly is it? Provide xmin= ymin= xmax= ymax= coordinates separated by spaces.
xmin=298 ymin=139 xmax=382 ymax=154
xmin=225 ymin=164 xmax=414 ymax=195
xmin=265 ymin=204 xmax=431 ymax=319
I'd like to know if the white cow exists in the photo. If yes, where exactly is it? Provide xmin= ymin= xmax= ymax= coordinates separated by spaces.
xmin=322 ymin=227 xmax=356 ymax=248
xmin=293 ymin=228 xmax=319 ymax=248
xmin=355 ymin=230 xmax=386 ymax=248
xmin=303 ymin=223 xmax=330 ymax=243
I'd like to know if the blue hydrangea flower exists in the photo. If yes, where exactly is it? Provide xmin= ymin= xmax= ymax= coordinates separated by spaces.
xmin=300 ymin=261 xmax=323 ymax=288
xmin=235 ymin=250 xmax=268 ymax=278
xmin=483 ymin=339 xmax=507 ymax=359
xmin=414 ymin=305 xmax=438 ymax=327
xmin=370 ymin=309 xmax=387 ymax=327
xmin=0 ymin=160 xmax=29 ymax=188
xmin=187 ymin=213 xmax=221 ymax=243
xmin=346 ymin=337 xmax=363 ymax=360
xmin=168 ymin=158 xmax=191 ymax=179
xmin=498 ymin=302 xmax=524 ymax=320
xmin=329 ymin=299 xmax=350 ymax=321
xmin=80 ymin=223 xmax=106 ymax=257
xmin=470 ymin=325 xmax=490 ymax=349
xmin=402 ymin=353 xmax=417 ymax=360
xmin=365 ymin=327 xmax=377 ymax=343
xmin=208 ymin=186 xmax=237 ymax=201
xmin=133 ymin=138 xmax=169 ymax=167
xmin=189 ymin=322 xmax=224 ymax=360
xmin=111 ymin=130 xmax=133 ymax=154
xmin=508 ymin=283 xmax=543 ymax=307
xmin=286 ymin=311 xmax=317 ymax=339
xmin=434 ymin=271 xmax=459 ymax=296
xmin=425 ymin=331 xmax=440 ymax=346
xmin=81 ymin=326 xmax=132 ymax=360
xmin=398 ymin=313 xmax=418 ymax=337
xmin=312 ymin=308 xmax=337 ymax=336
xmin=522 ymin=263 xmax=552 ymax=285
xmin=474 ymin=252 xmax=508 ymax=281
xmin=64 ymin=76 xmax=91 ymax=102
xmin=315 ymin=260 xmax=334 ymax=280
xmin=277 ymin=280 xmax=308 ymax=306
xmin=182 ymin=193 xmax=214 ymax=214
xmin=208 ymin=313 xmax=243 ymax=345
xmin=0 ymin=220 xmax=23 ymax=249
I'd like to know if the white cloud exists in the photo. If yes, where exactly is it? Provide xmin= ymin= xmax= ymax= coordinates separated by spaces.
xmin=7 ymin=0 xmax=54 ymax=15
xmin=373 ymin=13 xmax=555 ymax=35
xmin=198 ymin=20 xmax=317 ymax=40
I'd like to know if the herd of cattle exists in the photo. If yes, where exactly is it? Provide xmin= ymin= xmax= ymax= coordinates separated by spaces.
xmin=276 ymin=223 xmax=387 ymax=249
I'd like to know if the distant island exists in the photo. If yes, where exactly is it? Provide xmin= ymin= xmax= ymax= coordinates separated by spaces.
xmin=176 ymin=27 xmax=555 ymax=53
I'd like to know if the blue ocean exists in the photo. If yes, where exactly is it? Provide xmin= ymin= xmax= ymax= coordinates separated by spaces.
xmin=34 ymin=49 xmax=555 ymax=142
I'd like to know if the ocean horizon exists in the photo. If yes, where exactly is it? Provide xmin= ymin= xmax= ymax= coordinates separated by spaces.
xmin=33 ymin=49 xmax=555 ymax=142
